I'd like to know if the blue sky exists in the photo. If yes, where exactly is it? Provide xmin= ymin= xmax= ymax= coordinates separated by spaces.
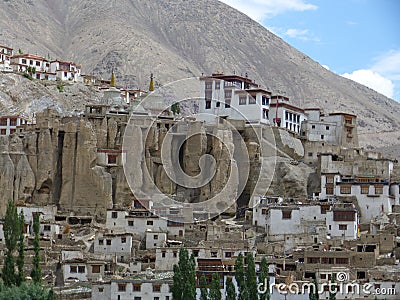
xmin=219 ymin=0 xmax=400 ymax=101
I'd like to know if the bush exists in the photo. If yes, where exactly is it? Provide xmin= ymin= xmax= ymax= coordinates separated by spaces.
xmin=57 ymin=82 xmax=64 ymax=93
xmin=23 ymin=72 xmax=33 ymax=81
xmin=0 ymin=282 xmax=55 ymax=300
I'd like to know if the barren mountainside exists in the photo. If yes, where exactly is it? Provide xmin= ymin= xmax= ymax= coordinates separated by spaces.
xmin=1 ymin=0 xmax=400 ymax=152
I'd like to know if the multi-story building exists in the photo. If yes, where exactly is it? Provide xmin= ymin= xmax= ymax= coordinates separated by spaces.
xmin=0 ymin=114 xmax=29 ymax=135
xmin=50 ymin=60 xmax=82 ymax=81
xmin=199 ymin=73 xmax=271 ymax=124
xmin=0 ymin=45 xmax=13 ymax=72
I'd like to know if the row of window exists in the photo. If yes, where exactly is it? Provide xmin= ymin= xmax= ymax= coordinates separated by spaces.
xmin=20 ymin=59 xmax=49 ymax=67
xmin=117 ymin=283 xmax=164 ymax=292
xmin=285 ymin=112 xmax=301 ymax=123
xmin=0 ymin=118 xmax=18 ymax=126
xmin=98 ymin=236 xmax=127 ymax=245
xmin=307 ymin=257 xmax=349 ymax=264
xmin=325 ymin=184 xmax=383 ymax=195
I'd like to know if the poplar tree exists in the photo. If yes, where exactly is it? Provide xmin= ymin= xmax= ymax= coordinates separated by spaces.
xmin=209 ymin=273 xmax=221 ymax=300
xmin=225 ymin=277 xmax=236 ymax=300
xmin=245 ymin=252 xmax=258 ymax=300
xmin=16 ymin=210 xmax=25 ymax=286
xmin=329 ymin=276 xmax=336 ymax=300
xmin=30 ymin=212 xmax=42 ymax=283
xmin=235 ymin=252 xmax=245 ymax=299
xmin=200 ymin=275 xmax=209 ymax=300
xmin=172 ymin=248 xmax=196 ymax=300
xmin=2 ymin=200 xmax=19 ymax=286
xmin=258 ymin=256 xmax=270 ymax=300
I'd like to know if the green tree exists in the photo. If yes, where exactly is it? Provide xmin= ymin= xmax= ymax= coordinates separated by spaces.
xmin=309 ymin=278 xmax=319 ymax=300
xmin=258 ymin=257 xmax=270 ymax=300
xmin=245 ymin=252 xmax=258 ymax=300
xmin=172 ymin=248 xmax=196 ymax=300
xmin=16 ymin=210 xmax=25 ymax=286
xmin=200 ymin=275 xmax=209 ymax=300
xmin=2 ymin=200 xmax=19 ymax=286
xmin=18 ymin=48 xmax=23 ymax=54
xmin=0 ymin=282 xmax=55 ymax=299
xmin=329 ymin=276 xmax=336 ymax=300
xmin=225 ymin=277 xmax=236 ymax=300
xmin=235 ymin=252 xmax=245 ymax=299
xmin=209 ymin=273 xmax=221 ymax=300
xmin=171 ymin=102 xmax=181 ymax=115
xmin=30 ymin=212 xmax=42 ymax=283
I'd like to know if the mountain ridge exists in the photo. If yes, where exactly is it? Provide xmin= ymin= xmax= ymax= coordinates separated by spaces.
xmin=0 ymin=0 xmax=399 ymax=152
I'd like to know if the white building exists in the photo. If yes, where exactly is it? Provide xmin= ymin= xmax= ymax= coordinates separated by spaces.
xmin=50 ymin=60 xmax=82 ymax=81
xmin=145 ymin=230 xmax=167 ymax=249
xmin=92 ymin=279 xmax=172 ymax=300
xmin=268 ymin=96 xmax=307 ymax=134
xmin=326 ymin=207 xmax=358 ymax=240
xmin=199 ymin=73 xmax=271 ymax=125
xmin=63 ymin=259 xmax=88 ymax=282
xmin=93 ymin=232 xmax=134 ymax=263
xmin=0 ymin=45 xmax=13 ymax=72
xmin=0 ymin=115 xmax=29 ymax=135
xmin=319 ymin=152 xmax=397 ymax=223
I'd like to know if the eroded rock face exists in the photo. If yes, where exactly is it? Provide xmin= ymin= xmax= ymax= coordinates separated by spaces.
xmin=0 ymin=110 xmax=314 ymax=221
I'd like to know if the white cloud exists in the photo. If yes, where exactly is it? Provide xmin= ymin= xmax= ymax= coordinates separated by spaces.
xmin=283 ymin=28 xmax=319 ymax=41
xmin=342 ymin=69 xmax=394 ymax=99
xmin=321 ymin=65 xmax=330 ymax=70
xmin=219 ymin=0 xmax=317 ymax=21
xmin=372 ymin=50 xmax=400 ymax=81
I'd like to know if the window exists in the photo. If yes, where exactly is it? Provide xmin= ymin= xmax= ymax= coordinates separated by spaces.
xmin=0 ymin=118 xmax=7 ymax=126
xmin=106 ymin=239 xmax=112 ymax=245
xmin=121 ymin=237 xmax=126 ymax=243
xmin=153 ymin=285 xmax=161 ymax=292
xmin=339 ymin=224 xmax=348 ymax=231
xmin=162 ymin=251 xmax=166 ymax=258
xmin=326 ymin=185 xmax=334 ymax=195
xmin=321 ymin=135 xmax=324 ymax=140
xmin=133 ymin=284 xmax=141 ymax=291
xmin=326 ymin=126 xmax=330 ymax=130
xmin=29 ymin=60 xmax=33 ymax=65
xmin=307 ymin=257 xmax=320 ymax=264
xmin=36 ymin=61 xmax=40 ymax=66
xmin=308 ymin=152 xmax=313 ymax=157
xmin=43 ymin=225 xmax=51 ymax=231
xmin=262 ymin=96 xmax=269 ymax=106
xmin=225 ymin=89 xmax=232 ymax=99
xmin=375 ymin=185 xmax=383 ymax=195
xmin=205 ymin=82 xmax=212 ymax=90
xmin=78 ymin=266 xmax=85 ymax=273
xmin=112 ymin=211 xmax=118 ymax=218
xmin=311 ymin=125 xmax=315 ymax=129
xmin=321 ymin=257 xmax=334 ymax=264
xmin=92 ymin=265 xmax=101 ymax=273
xmin=173 ymin=251 xmax=177 ymax=258
xmin=64 ymin=71 xmax=68 ymax=77
xmin=335 ymin=258 xmax=349 ymax=264
xmin=263 ymin=109 xmax=268 ymax=119
xmin=147 ymin=220 xmax=153 ymax=226
xmin=361 ymin=185 xmax=370 ymax=194
xmin=282 ymin=210 xmax=292 ymax=219
xmin=22 ymin=59 xmax=27 ymax=64
xmin=248 ymin=96 xmax=256 ymax=104
xmin=340 ymin=185 xmax=351 ymax=194
xmin=211 ymin=251 xmax=218 ymax=257
xmin=225 ymin=252 xmax=232 ymax=258
xmin=333 ymin=211 xmax=355 ymax=221
xmin=262 ymin=208 xmax=267 ymax=215
xmin=128 ymin=220 xmax=134 ymax=226
xmin=154 ymin=235 xmax=158 ymax=240
xmin=193 ymin=250 xmax=199 ymax=257
xmin=0 ymin=129 xmax=6 ymax=135
xmin=99 ymin=239 xmax=104 ymax=245
xmin=118 ymin=284 xmax=126 ymax=292
xmin=216 ymin=101 xmax=220 ymax=107
xmin=239 ymin=95 xmax=246 ymax=105
xmin=9 ymin=118 xmax=17 ymax=126
xmin=179 ymin=230 xmax=183 ymax=237
xmin=98 ymin=287 xmax=104 ymax=292
xmin=205 ymin=101 xmax=211 ymax=109
xmin=326 ymin=175 xmax=334 ymax=184
xmin=215 ymin=82 xmax=220 ymax=89
xmin=70 ymin=266 xmax=77 ymax=273
xmin=108 ymin=154 xmax=117 ymax=164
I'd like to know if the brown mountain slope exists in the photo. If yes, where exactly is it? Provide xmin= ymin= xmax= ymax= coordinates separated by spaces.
xmin=0 ymin=0 xmax=399 ymax=150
